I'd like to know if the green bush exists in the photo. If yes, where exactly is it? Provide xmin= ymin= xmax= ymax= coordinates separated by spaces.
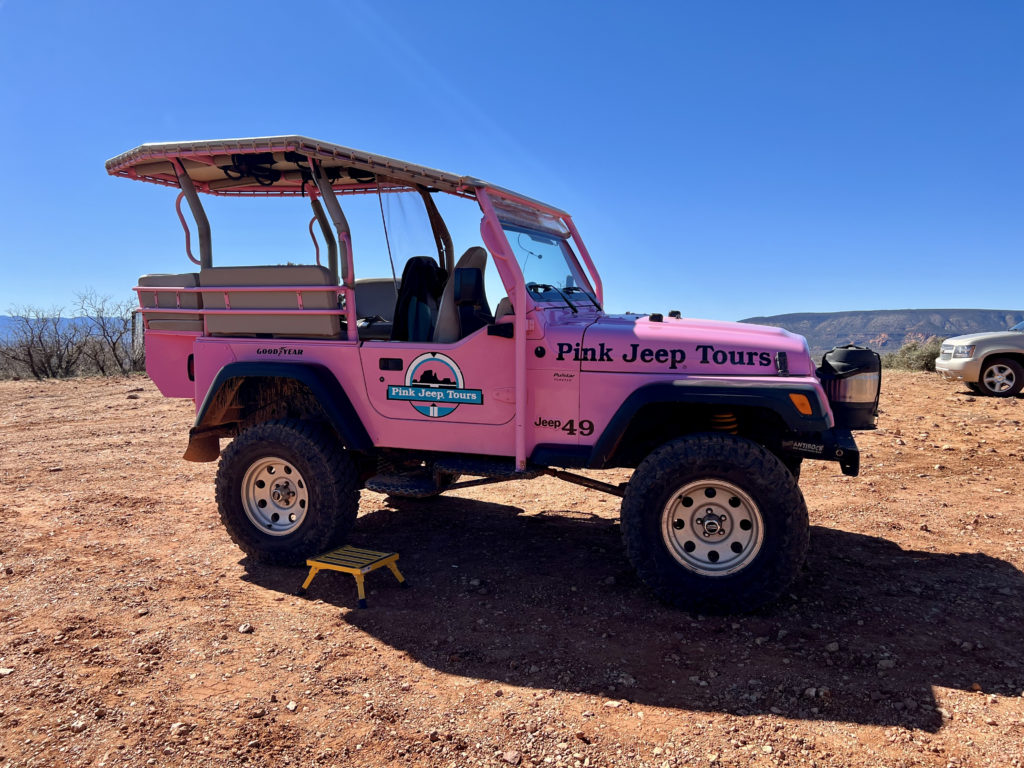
xmin=881 ymin=336 xmax=945 ymax=372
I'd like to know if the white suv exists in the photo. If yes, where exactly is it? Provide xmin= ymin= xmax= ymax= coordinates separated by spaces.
xmin=936 ymin=322 xmax=1024 ymax=396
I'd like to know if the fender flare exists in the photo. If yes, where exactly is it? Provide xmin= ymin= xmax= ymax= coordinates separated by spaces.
xmin=588 ymin=379 xmax=831 ymax=468
xmin=185 ymin=362 xmax=372 ymax=461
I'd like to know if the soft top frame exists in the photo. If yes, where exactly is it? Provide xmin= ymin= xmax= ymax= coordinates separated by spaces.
xmin=106 ymin=135 xmax=566 ymax=215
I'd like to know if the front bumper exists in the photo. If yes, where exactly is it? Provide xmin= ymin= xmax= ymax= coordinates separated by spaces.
xmin=935 ymin=356 xmax=982 ymax=383
xmin=782 ymin=429 xmax=860 ymax=476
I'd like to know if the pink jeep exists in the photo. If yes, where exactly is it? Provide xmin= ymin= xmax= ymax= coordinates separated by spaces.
xmin=107 ymin=137 xmax=880 ymax=613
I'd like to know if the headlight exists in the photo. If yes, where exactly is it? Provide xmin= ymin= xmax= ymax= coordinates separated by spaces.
xmin=952 ymin=345 xmax=976 ymax=359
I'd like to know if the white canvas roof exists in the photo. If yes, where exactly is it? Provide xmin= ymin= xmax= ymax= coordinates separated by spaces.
xmin=106 ymin=135 xmax=565 ymax=214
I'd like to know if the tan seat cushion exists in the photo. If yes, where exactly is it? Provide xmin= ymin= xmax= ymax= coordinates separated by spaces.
xmin=201 ymin=265 xmax=341 ymax=338
xmin=138 ymin=273 xmax=203 ymax=332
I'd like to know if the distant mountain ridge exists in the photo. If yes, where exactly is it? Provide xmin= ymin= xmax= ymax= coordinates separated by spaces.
xmin=741 ymin=308 xmax=1024 ymax=356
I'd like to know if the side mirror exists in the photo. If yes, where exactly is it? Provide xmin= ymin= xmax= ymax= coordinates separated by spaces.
xmin=453 ymin=268 xmax=483 ymax=305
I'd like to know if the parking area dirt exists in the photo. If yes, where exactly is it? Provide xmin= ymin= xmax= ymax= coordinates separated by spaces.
xmin=1 ymin=371 xmax=1022 ymax=768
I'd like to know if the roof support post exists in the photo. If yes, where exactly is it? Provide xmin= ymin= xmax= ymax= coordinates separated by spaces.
xmin=309 ymin=194 xmax=338 ymax=279
xmin=563 ymin=216 xmax=603 ymax=307
xmin=310 ymin=160 xmax=349 ymax=287
xmin=310 ymin=159 xmax=356 ymax=340
xmin=476 ymin=187 xmax=528 ymax=472
xmin=417 ymin=187 xmax=454 ymax=273
xmin=173 ymin=161 xmax=211 ymax=268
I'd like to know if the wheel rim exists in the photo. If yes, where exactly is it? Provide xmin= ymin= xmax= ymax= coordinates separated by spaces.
xmin=240 ymin=456 xmax=309 ymax=536
xmin=661 ymin=479 xmax=764 ymax=576
xmin=983 ymin=364 xmax=1015 ymax=393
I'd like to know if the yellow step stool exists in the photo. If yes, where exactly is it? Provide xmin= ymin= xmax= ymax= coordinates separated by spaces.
xmin=297 ymin=545 xmax=406 ymax=608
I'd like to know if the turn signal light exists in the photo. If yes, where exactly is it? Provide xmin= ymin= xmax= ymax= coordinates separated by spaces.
xmin=789 ymin=393 xmax=813 ymax=415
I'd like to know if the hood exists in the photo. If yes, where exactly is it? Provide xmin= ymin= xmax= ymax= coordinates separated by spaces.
xmin=568 ymin=314 xmax=813 ymax=375
xmin=943 ymin=330 xmax=1024 ymax=346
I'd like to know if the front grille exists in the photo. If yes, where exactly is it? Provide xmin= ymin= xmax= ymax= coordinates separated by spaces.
xmin=939 ymin=345 xmax=953 ymax=361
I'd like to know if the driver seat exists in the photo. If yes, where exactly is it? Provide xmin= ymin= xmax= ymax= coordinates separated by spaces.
xmin=390 ymin=257 xmax=447 ymax=342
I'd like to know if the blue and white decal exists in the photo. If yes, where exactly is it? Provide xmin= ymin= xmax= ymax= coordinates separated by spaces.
xmin=387 ymin=352 xmax=483 ymax=418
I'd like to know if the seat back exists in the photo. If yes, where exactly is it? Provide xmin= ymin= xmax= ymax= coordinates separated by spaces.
xmin=390 ymin=257 xmax=447 ymax=342
xmin=433 ymin=246 xmax=493 ymax=343
xmin=354 ymin=278 xmax=400 ymax=321
xmin=138 ymin=273 xmax=203 ymax=332
xmin=354 ymin=277 xmax=400 ymax=340
xmin=201 ymin=265 xmax=341 ymax=338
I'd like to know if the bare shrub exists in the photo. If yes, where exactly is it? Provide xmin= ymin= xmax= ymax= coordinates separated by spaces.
xmin=0 ymin=291 xmax=144 ymax=380
xmin=76 ymin=290 xmax=144 ymax=374
xmin=0 ymin=306 xmax=90 ymax=380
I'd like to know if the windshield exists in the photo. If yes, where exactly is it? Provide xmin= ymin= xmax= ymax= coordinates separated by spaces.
xmin=501 ymin=224 xmax=599 ymax=310
xmin=1011 ymin=321 xmax=1024 ymax=331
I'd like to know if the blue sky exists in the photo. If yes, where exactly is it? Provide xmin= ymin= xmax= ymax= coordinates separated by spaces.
xmin=0 ymin=1 xmax=1021 ymax=321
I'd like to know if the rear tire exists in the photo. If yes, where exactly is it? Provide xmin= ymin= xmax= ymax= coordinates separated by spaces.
xmin=215 ymin=419 xmax=359 ymax=565
xmin=620 ymin=434 xmax=809 ymax=614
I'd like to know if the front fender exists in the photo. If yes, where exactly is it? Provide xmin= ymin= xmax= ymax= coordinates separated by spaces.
xmin=588 ymin=378 xmax=832 ymax=468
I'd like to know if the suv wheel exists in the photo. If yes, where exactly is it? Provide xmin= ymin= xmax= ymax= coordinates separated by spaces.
xmin=979 ymin=358 xmax=1024 ymax=397
xmin=620 ymin=434 xmax=809 ymax=613
xmin=215 ymin=419 xmax=359 ymax=565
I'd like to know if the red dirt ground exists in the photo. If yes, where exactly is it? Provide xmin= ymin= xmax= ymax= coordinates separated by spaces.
xmin=1 ymin=371 xmax=1022 ymax=768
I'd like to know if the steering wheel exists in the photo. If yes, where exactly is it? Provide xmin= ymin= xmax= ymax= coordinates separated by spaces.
xmin=526 ymin=282 xmax=555 ymax=294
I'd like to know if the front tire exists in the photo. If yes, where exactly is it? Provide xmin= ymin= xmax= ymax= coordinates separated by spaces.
xmin=620 ymin=434 xmax=809 ymax=614
xmin=215 ymin=419 xmax=359 ymax=565
xmin=979 ymin=358 xmax=1023 ymax=397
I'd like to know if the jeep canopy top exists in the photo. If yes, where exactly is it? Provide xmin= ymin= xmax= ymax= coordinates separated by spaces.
xmin=105 ymin=135 xmax=565 ymax=215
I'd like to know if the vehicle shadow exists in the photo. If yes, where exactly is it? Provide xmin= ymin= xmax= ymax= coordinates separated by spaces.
xmin=241 ymin=495 xmax=1024 ymax=730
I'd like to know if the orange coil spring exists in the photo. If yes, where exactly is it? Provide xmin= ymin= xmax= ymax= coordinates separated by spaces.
xmin=710 ymin=412 xmax=738 ymax=434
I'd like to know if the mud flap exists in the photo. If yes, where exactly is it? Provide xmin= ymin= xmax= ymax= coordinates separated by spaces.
xmin=183 ymin=428 xmax=221 ymax=462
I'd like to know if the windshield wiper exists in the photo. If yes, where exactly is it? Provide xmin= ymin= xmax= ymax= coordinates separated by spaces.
xmin=563 ymin=285 xmax=600 ymax=311
xmin=527 ymin=282 xmax=577 ymax=314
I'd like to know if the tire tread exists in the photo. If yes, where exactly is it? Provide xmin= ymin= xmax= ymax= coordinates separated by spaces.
xmin=214 ymin=419 xmax=359 ymax=565
xmin=620 ymin=433 xmax=809 ymax=613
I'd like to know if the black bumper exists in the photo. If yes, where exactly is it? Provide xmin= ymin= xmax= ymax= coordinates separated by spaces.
xmin=782 ymin=429 xmax=860 ymax=477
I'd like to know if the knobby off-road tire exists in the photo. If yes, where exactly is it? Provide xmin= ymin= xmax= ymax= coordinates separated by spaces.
xmin=979 ymin=358 xmax=1024 ymax=397
xmin=781 ymin=456 xmax=802 ymax=481
xmin=620 ymin=433 xmax=809 ymax=614
xmin=215 ymin=419 xmax=359 ymax=566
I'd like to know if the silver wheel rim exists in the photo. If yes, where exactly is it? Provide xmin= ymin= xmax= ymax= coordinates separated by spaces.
xmin=983 ymin=364 xmax=1015 ymax=393
xmin=661 ymin=479 xmax=764 ymax=576
xmin=241 ymin=456 xmax=309 ymax=536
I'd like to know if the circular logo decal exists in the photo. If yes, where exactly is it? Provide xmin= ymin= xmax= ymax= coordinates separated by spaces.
xmin=385 ymin=352 xmax=484 ymax=418
xmin=406 ymin=352 xmax=465 ymax=418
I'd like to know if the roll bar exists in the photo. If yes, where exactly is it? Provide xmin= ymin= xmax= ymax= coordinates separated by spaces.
xmin=310 ymin=159 xmax=350 ymax=286
xmin=308 ymin=194 xmax=338 ymax=279
xmin=418 ymin=186 xmax=454 ymax=273
xmin=173 ymin=160 xmax=211 ymax=268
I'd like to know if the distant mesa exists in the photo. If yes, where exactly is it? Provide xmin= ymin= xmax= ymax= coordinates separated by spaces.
xmin=412 ymin=368 xmax=456 ymax=387
xmin=739 ymin=308 xmax=1024 ymax=358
